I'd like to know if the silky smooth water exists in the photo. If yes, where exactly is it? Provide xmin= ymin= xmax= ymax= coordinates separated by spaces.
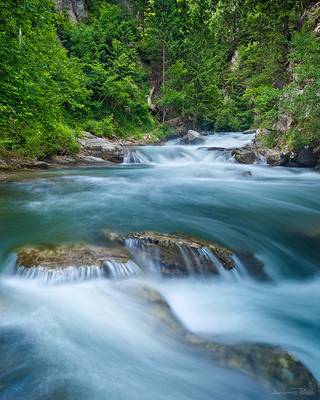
xmin=0 ymin=132 xmax=319 ymax=399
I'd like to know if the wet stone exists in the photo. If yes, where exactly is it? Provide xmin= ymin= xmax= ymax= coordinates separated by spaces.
xmin=121 ymin=231 xmax=236 ymax=276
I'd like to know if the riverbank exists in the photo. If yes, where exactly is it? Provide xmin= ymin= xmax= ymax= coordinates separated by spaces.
xmin=1 ymin=129 xmax=320 ymax=178
xmin=0 ymin=132 xmax=152 ymax=174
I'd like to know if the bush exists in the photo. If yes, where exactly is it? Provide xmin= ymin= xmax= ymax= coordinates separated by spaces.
xmin=85 ymin=116 xmax=114 ymax=137
xmin=23 ymin=123 xmax=79 ymax=158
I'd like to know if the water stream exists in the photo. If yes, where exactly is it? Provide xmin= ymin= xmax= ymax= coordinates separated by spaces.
xmin=0 ymin=132 xmax=319 ymax=399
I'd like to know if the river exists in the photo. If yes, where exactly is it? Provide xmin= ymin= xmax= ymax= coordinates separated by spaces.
xmin=0 ymin=132 xmax=319 ymax=399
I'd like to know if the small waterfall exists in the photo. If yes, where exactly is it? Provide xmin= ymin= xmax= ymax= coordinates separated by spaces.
xmin=125 ymin=238 xmax=162 ymax=277
xmin=15 ymin=265 xmax=104 ymax=284
xmin=231 ymin=256 xmax=251 ymax=281
xmin=123 ymin=149 xmax=149 ymax=164
xmin=124 ymin=238 xmax=243 ymax=280
xmin=198 ymin=247 xmax=242 ymax=281
xmin=14 ymin=260 xmax=143 ymax=284
xmin=104 ymin=260 xmax=143 ymax=280
xmin=1 ymin=253 xmax=18 ymax=275
xmin=176 ymin=244 xmax=196 ymax=275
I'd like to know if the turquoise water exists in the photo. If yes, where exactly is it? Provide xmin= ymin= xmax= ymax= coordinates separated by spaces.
xmin=0 ymin=132 xmax=319 ymax=399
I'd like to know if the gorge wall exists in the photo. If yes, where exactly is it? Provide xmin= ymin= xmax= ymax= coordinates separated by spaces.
xmin=54 ymin=0 xmax=88 ymax=21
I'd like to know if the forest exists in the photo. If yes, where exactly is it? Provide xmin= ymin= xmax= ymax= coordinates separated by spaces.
xmin=0 ymin=0 xmax=319 ymax=158
xmin=1 ymin=2 xmax=320 ymax=399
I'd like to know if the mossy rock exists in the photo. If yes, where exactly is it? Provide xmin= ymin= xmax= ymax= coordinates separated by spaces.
xmin=16 ymin=244 xmax=131 ymax=269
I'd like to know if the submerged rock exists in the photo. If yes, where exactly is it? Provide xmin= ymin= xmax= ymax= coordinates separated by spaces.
xmin=241 ymin=170 xmax=253 ymax=177
xmin=193 ymin=340 xmax=320 ymax=396
xmin=234 ymin=250 xmax=269 ymax=281
xmin=128 ymin=284 xmax=319 ymax=397
xmin=181 ymin=130 xmax=205 ymax=145
xmin=120 ymin=231 xmax=236 ymax=276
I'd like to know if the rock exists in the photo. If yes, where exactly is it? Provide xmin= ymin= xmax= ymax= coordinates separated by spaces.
xmin=51 ymin=155 xmax=77 ymax=165
xmin=34 ymin=161 xmax=50 ymax=169
xmin=313 ymin=145 xmax=320 ymax=160
xmin=17 ymin=244 xmax=130 ymax=269
xmin=0 ymin=159 xmax=10 ymax=171
xmin=22 ymin=161 xmax=49 ymax=169
xmin=265 ymin=151 xmax=284 ymax=166
xmin=275 ymin=114 xmax=293 ymax=133
xmin=125 ymin=284 xmax=187 ymax=336
xmin=77 ymin=155 xmax=108 ymax=164
xmin=119 ymin=231 xmax=236 ymax=276
xmin=181 ymin=130 xmax=205 ymax=145
xmin=261 ymin=149 xmax=289 ymax=166
xmin=242 ymin=129 xmax=256 ymax=135
xmin=297 ymin=147 xmax=317 ymax=168
xmin=126 ymin=284 xmax=319 ymax=396
xmin=78 ymin=132 xmax=125 ymax=163
xmin=54 ymin=0 xmax=87 ymax=22
xmin=199 ymin=146 xmax=233 ymax=152
xmin=233 ymin=148 xmax=256 ymax=164
xmin=13 ymin=160 xmax=50 ymax=170
xmin=197 ymin=340 xmax=320 ymax=396
xmin=103 ymin=230 xmax=269 ymax=280
xmin=241 ymin=171 xmax=252 ymax=177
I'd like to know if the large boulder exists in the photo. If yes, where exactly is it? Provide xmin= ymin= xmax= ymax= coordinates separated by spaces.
xmin=78 ymin=132 xmax=125 ymax=163
xmin=102 ymin=230 xmax=269 ymax=279
xmin=119 ymin=231 xmax=236 ymax=276
xmin=181 ymin=130 xmax=205 ymax=145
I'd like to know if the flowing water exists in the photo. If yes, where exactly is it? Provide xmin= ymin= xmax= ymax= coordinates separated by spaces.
xmin=0 ymin=132 xmax=319 ymax=399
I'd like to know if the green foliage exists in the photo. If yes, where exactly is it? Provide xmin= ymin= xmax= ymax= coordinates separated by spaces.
xmin=85 ymin=116 xmax=114 ymax=137
xmin=1 ymin=0 xmax=319 ymax=158
xmin=59 ymin=2 xmax=153 ymax=137
xmin=23 ymin=122 xmax=80 ymax=157
xmin=245 ymin=86 xmax=281 ymax=128
xmin=0 ymin=0 xmax=89 ymax=157
xmin=281 ymin=29 xmax=320 ymax=149
xmin=150 ymin=124 xmax=176 ymax=140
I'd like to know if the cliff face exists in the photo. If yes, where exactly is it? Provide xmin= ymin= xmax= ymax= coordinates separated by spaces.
xmin=54 ymin=0 xmax=87 ymax=22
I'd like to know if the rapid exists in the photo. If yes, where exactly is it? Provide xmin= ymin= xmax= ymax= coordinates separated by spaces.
xmin=0 ymin=132 xmax=319 ymax=399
